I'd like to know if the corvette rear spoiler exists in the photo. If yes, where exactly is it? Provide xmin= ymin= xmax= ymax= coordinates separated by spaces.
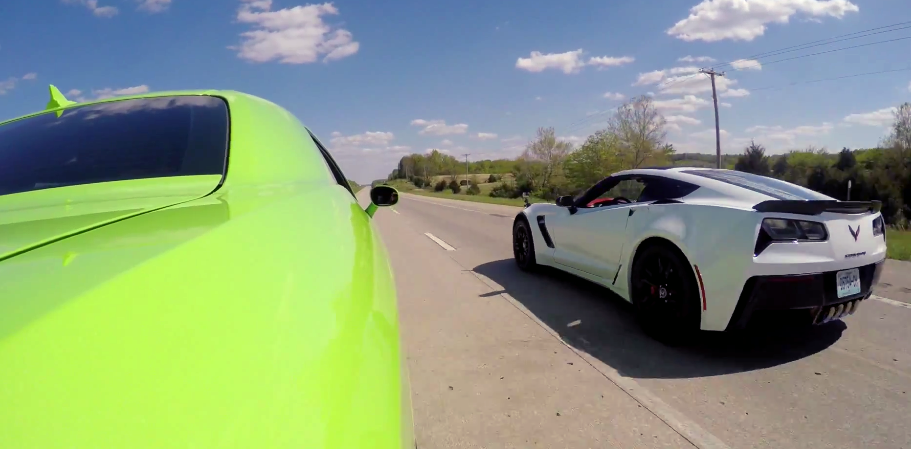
xmin=752 ymin=200 xmax=882 ymax=215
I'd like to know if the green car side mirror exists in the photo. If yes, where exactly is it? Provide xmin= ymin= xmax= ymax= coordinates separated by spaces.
xmin=365 ymin=185 xmax=399 ymax=218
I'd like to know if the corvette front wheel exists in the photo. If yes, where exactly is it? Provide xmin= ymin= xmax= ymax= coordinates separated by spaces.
xmin=513 ymin=218 xmax=537 ymax=271
xmin=630 ymin=245 xmax=701 ymax=344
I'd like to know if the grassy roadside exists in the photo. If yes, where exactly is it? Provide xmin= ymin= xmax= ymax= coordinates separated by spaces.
xmin=404 ymin=189 xmax=550 ymax=207
xmin=887 ymin=229 xmax=911 ymax=261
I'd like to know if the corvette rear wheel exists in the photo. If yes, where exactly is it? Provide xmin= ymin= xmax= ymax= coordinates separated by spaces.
xmin=513 ymin=218 xmax=537 ymax=271
xmin=630 ymin=245 xmax=700 ymax=344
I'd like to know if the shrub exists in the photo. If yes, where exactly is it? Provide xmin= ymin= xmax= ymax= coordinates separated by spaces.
xmin=448 ymin=180 xmax=461 ymax=194
xmin=412 ymin=177 xmax=426 ymax=188
xmin=467 ymin=183 xmax=481 ymax=195
xmin=434 ymin=180 xmax=447 ymax=192
xmin=489 ymin=181 xmax=518 ymax=198
xmin=487 ymin=174 xmax=499 ymax=183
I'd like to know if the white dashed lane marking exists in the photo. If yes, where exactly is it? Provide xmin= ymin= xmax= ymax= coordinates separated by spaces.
xmin=424 ymin=232 xmax=456 ymax=251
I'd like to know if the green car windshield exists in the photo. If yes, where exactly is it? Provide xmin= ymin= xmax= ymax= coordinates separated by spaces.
xmin=0 ymin=96 xmax=229 ymax=197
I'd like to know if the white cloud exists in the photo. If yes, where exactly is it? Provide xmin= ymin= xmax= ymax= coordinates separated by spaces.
xmin=92 ymin=85 xmax=151 ymax=100
xmin=603 ymin=91 xmax=625 ymax=100
xmin=678 ymin=55 xmax=716 ymax=63
xmin=907 ymin=80 xmax=911 ymax=92
xmin=721 ymin=102 xmax=733 ymax=108
xmin=560 ymin=135 xmax=584 ymax=145
xmin=137 ymin=0 xmax=170 ymax=12
xmin=690 ymin=128 xmax=731 ymax=140
xmin=21 ymin=72 xmax=37 ymax=80
xmin=666 ymin=115 xmax=702 ymax=126
xmin=233 ymin=1 xmax=359 ymax=64
xmin=842 ymin=107 xmax=896 ymax=127
xmin=330 ymin=131 xmax=341 ymax=137
xmin=64 ymin=0 xmax=118 ymax=17
xmin=0 ymin=77 xmax=17 ymax=95
xmin=633 ymin=66 xmax=706 ymax=90
xmin=667 ymin=0 xmax=859 ymax=42
xmin=440 ymin=139 xmax=453 ymax=145
xmin=731 ymin=59 xmax=762 ymax=70
xmin=516 ymin=49 xmax=585 ymax=74
xmin=587 ymin=55 xmax=635 ymax=69
xmin=634 ymin=70 xmax=667 ymax=86
xmin=653 ymin=95 xmax=711 ymax=113
xmin=670 ymin=66 xmax=700 ymax=75
xmin=535 ymin=96 xmax=543 ymax=101
xmin=65 ymin=89 xmax=83 ymax=97
xmin=475 ymin=132 xmax=498 ymax=140
xmin=658 ymin=73 xmax=738 ymax=95
xmin=721 ymin=88 xmax=750 ymax=97
xmin=329 ymin=131 xmax=410 ymax=159
xmin=410 ymin=119 xmax=469 ymax=136
xmin=745 ymin=122 xmax=833 ymax=144
xmin=331 ymin=131 xmax=395 ymax=147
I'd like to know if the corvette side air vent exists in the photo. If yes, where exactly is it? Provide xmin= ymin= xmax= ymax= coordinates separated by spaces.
xmin=536 ymin=215 xmax=555 ymax=248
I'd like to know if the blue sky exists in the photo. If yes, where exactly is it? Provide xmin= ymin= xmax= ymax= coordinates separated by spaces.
xmin=1 ymin=0 xmax=910 ymax=183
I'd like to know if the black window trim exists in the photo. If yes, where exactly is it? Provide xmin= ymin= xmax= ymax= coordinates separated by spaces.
xmin=308 ymin=131 xmax=355 ymax=198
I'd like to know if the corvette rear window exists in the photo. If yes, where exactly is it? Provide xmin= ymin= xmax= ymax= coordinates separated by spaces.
xmin=0 ymin=96 xmax=229 ymax=197
xmin=682 ymin=169 xmax=832 ymax=201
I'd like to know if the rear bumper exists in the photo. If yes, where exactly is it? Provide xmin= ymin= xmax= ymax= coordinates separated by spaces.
xmin=725 ymin=259 xmax=885 ymax=331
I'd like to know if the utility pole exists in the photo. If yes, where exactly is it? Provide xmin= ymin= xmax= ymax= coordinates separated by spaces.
xmin=462 ymin=153 xmax=471 ymax=186
xmin=700 ymin=68 xmax=725 ymax=169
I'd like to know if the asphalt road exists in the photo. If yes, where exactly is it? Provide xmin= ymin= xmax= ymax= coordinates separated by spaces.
xmin=361 ymin=190 xmax=911 ymax=449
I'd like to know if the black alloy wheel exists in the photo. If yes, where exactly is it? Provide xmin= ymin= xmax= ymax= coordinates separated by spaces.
xmin=630 ymin=245 xmax=700 ymax=343
xmin=513 ymin=219 xmax=537 ymax=271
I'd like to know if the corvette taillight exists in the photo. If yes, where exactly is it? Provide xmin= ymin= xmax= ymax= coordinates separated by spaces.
xmin=754 ymin=218 xmax=828 ymax=256
xmin=872 ymin=215 xmax=885 ymax=239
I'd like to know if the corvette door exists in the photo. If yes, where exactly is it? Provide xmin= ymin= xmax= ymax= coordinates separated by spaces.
xmin=548 ymin=203 xmax=637 ymax=281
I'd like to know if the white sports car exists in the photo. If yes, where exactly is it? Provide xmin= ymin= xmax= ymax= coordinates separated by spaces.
xmin=512 ymin=167 xmax=887 ymax=339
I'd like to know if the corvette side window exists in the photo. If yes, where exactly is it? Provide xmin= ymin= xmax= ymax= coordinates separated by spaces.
xmin=604 ymin=179 xmax=645 ymax=201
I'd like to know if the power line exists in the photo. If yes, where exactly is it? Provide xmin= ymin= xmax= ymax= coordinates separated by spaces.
xmin=746 ymin=66 xmax=911 ymax=92
xmin=721 ymin=35 xmax=911 ymax=71
xmin=711 ymin=21 xmax=911 ymax=70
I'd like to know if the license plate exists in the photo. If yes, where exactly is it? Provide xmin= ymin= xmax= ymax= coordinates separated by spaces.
xmin=836 ymin=268 xmax=861 ymax=298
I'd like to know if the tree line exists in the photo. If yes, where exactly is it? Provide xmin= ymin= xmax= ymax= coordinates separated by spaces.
xmin=388 ymin=97 xmax=911 ymax=227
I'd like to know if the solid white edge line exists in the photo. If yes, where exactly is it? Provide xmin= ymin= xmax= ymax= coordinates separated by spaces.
xmin=871 ymin=294 xmax=911 ymax=309
xmin=392 ymin=209 xmax=400 ymax=214
xmin=424 ymin=232 xmax=456 ymax=251
xmin=470 ymin=271 xmax=732 ymax=449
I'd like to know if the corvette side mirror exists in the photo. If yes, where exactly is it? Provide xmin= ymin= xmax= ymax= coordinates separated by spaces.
xmin=365 ymin=185 xmax=399 ymax=218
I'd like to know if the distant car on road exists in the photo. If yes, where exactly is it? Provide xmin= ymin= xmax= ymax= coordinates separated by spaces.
xmin=0 ymin=86 xmax=413 ymax=448
xmin=512 ymin=167 xmax=887 ymax=341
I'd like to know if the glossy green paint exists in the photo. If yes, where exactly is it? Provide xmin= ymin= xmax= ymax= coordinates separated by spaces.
xmin=0 ymin=91 xmax=412 ymax=448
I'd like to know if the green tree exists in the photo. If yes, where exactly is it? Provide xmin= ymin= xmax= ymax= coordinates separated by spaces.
xmin=734 ymin=140 xmax=770 ymax=175
xmin=834 ymin=147 xmax=857 ymax=171
xmin=607 ymin=95 xmax=669 ymax=169
xmin=521 ymin=127 xmax=574 ymax=190
xmin=563 ymin=130 xmax=622 ymax=191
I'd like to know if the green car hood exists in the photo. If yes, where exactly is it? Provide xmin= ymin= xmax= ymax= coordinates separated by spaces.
xmin=0 ymin=183 xmax=411 ymax=448
xmin=0 ymin=176 xmax=223 ymax=262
